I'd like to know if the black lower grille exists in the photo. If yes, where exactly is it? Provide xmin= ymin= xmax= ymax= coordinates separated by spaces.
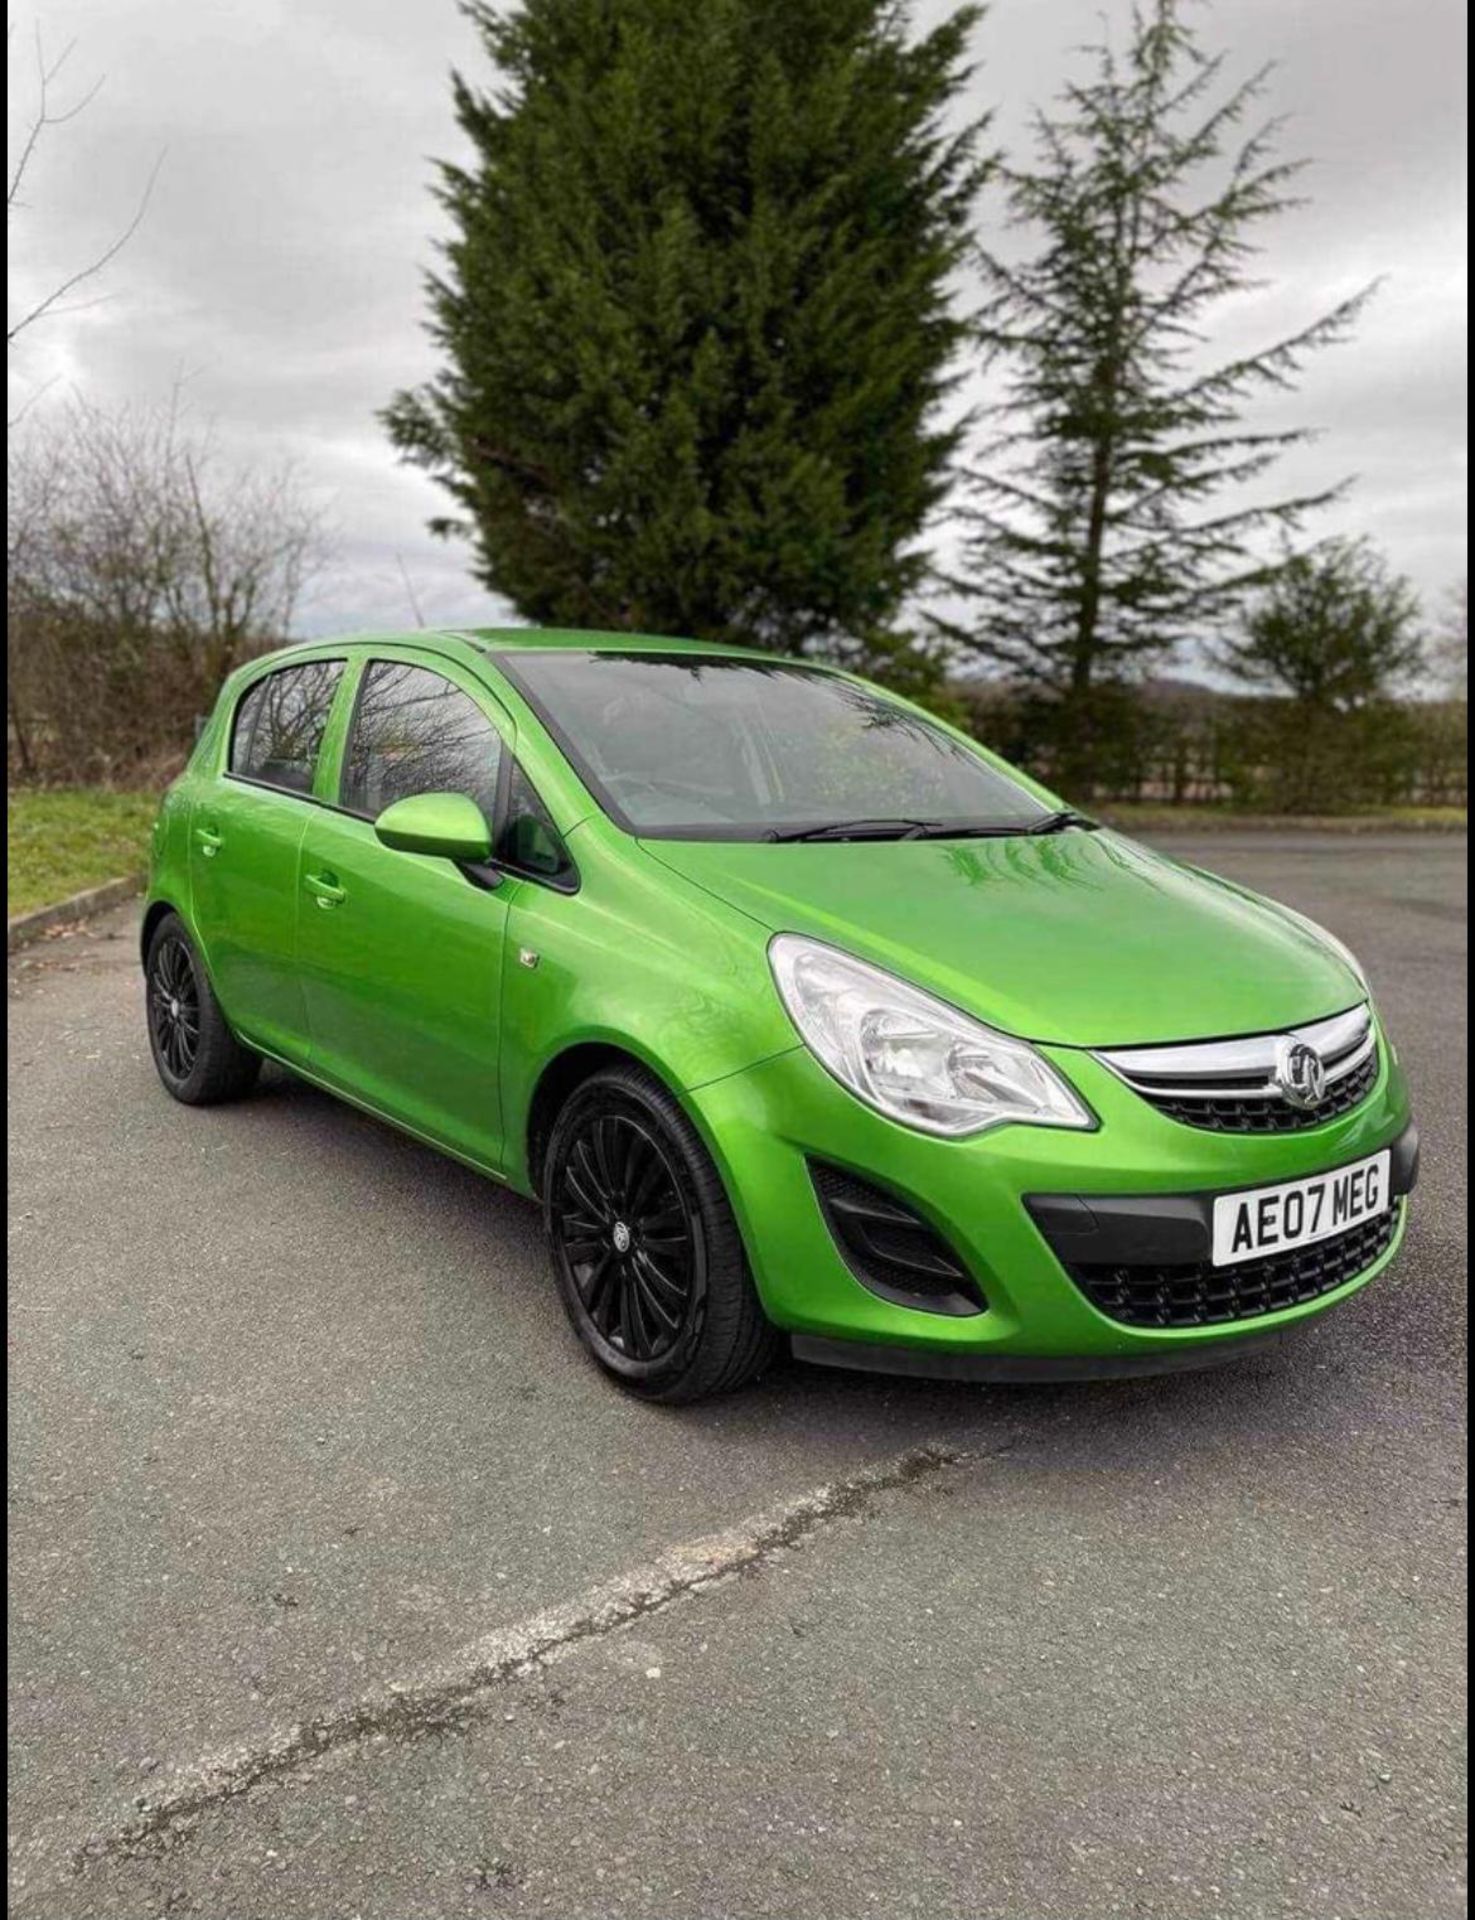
xmin=809 ymin=1162 xmax=984 ymax=1317
xmin=1146 ymin=1049 xmax=1378 ymax=1134
xmin=1068 ymin=1204 xmax=1400 ymax=1329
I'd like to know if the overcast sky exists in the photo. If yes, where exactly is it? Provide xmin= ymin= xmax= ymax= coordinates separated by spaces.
xmin=7 ymin=0 xmax=1468 ymax=655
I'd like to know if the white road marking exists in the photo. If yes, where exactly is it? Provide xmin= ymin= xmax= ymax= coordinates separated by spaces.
xmin=63 ymin=1442 xmax=973 ymax=1880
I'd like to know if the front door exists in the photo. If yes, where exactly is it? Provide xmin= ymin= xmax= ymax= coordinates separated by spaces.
xmin=296 ymin=656 xmax=512 ymax=1169
xmin=190 ymin=656 xmax=346 ymax=1060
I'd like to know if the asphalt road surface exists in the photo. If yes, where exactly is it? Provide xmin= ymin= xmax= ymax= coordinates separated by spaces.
xmin=8 ymin=834 xmax=1467 ymax=1920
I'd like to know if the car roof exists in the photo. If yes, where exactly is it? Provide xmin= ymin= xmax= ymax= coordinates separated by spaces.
xmin=256 ymin=626 xmax=789 ymax=668
xmin=459 ymin=627 xmax=757 ymax=656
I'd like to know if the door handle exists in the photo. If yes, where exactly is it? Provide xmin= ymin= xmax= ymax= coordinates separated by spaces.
xmin=304 ymin=871 xmax=347 ymax=908
xmin=195 ymin=825 xmax=224 ymax=857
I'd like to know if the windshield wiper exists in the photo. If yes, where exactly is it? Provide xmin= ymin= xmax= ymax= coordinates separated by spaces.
xmin=764 ymin=809 xmax=1100 ymax=844
xmin=765 ymin=818 xmax=943 ymax=843
xmin=1022 ymin=809 xmax=1100 ymax=835
xmin=905 ymin=814 xmax=1097 ymax=839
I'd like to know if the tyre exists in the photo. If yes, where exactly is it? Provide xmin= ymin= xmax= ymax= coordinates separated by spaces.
xmin=543 ymin=1062 xmax=777 ymax=1402
xmin=144 ymin=911 xmax=261 ymax=1106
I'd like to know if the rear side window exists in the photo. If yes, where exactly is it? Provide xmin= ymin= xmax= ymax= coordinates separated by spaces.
xmin=341 ymin=662 xmax=503 ymax=820
xmin=230 ymin=660 xmax=345 ymax=795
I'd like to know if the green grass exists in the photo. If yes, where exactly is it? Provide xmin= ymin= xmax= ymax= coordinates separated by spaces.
xmin=1097 ymin=802 xmax=1468 ymax=834
xmin=7 ymin=788 xmax=160 ymax=918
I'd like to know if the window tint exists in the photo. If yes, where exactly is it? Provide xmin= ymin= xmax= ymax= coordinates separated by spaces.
xmin=230 ymin=660 xmax=345 ymax=794
xmin=341 ymin=662 xmax=503 ymax=820
xmin=495 ymin=762 xmax=573 ymax=883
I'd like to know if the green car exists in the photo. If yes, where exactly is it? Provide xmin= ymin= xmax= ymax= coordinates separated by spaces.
xmin=142 ymin=629 xmax=1417 ymax=1401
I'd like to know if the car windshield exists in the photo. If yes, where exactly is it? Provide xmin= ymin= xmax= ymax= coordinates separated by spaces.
xmin=494 ymin=650 xmax=1053 ymax=841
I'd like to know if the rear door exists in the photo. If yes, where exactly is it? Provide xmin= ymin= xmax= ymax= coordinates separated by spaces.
xmin=190 ymin=655 xmax=346 ymax=1060
xmin=296 ymin=653 xmax=514 ymax=1168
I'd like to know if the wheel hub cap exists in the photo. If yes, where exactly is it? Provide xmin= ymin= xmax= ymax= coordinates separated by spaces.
xmin=611 ymin=1221 xmax=632 ymax=1254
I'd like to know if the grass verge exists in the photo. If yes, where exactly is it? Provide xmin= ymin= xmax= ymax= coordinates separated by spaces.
xmin=7 ymin=788 xmax=159 ymax=918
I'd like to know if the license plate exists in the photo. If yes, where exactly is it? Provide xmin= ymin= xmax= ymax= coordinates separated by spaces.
xmin=1211 ymin=1150 xmax=1392 ymax=1268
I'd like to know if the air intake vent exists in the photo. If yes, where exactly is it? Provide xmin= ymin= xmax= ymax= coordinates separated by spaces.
xmin=809 ymin=1162 xmax=985 ymax=1317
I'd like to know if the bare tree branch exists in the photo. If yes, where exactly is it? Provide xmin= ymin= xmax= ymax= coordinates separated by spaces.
xmin=7 ymin=22 xmax=165 ymax=346
xmin=8 ymin=152 xmax=165 ymax=345
xmin=7 ymin=370 xmax=59 ymax=431
xmin=7 ymin=27 xmax=103 ymax=208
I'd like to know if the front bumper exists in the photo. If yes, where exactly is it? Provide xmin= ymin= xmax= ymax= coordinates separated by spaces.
xmin=790 ymin=1323 xmax=1304 ymax=1382
xmin=686 ymin=1027 xmax=1416 ymax=1373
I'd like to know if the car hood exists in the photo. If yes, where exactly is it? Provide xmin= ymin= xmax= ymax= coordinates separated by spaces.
xmin=643 ymin=828 xmax=1362 ymax=1048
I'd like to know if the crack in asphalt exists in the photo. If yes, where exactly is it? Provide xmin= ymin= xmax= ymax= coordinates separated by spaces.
xmin=69 ymin=1440 xmax=981 ymax=1875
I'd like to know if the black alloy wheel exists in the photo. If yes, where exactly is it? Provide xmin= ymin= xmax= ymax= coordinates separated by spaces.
xmin=147 ymin=934 xmax=202 ymax=1085
xmin=554 ymin=1111 xmax=697 ymax=1366
xmin=543 ymin=1064 xmax=776 ymax=1401
xmin=143 ymin=911 xmax=261 ymax=1105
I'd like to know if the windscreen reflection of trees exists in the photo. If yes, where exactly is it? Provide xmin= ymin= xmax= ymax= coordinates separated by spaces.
xmin=800 ymin=680 xmax=989 ymax=817
xmin=564 ymin=657 xmax=1038 ymax=829
xmin=236 ymin=662 xmax=345 ymax=793
xmin=344 ymin=664 xmax=501 ymax=818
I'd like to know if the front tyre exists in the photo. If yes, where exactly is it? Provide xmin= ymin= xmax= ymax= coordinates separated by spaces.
xmin=543 ymin=1064 xmax=777 ymax=1402
xmin=144 ymin=911 xmax=261 ymax=1106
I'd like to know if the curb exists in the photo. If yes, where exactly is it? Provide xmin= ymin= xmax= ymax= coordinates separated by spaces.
xmin=7 ymin=874 xmax=144 ymax=954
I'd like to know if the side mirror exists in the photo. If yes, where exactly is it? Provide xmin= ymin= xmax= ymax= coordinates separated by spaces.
xmin=373 ymin=791 xmax=493 ymax=862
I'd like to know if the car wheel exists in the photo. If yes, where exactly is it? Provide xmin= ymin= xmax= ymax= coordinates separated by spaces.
xmin=144 ymin=912 xmax=261 ymax=1106
xmin=543 ymin=1063 xmax=777 ymax=1402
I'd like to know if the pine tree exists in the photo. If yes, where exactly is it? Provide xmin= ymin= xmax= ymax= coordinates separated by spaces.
xmin=384 ymin=0 xmax=988 ymax=665
xmin=949 ymin=0 xmax=1373 ymax=697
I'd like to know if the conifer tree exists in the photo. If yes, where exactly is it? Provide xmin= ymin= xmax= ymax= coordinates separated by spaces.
xmin=385 ymin=0 xmax=988 ymax=665
xmin=949 ymin=0 xmax=1372 ymax=695
xmin=1218 ymin=539 xmax=1424 ymax=711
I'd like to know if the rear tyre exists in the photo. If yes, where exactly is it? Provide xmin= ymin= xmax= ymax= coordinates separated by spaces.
xmin=543 ymin=1063 xmax=777 ymax=1402
xmin=144 ymin=911 xmax=260 ymax=1106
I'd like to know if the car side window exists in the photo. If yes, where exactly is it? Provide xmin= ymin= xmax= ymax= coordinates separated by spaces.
xmin=230 ymin=660 xmax=345 ymax=795
xmin=341 ymin=661 xmax=503 ymax=822
xmin=495 ymin=761 xmax=575 ymax=885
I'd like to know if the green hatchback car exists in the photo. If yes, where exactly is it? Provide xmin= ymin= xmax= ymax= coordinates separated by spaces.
xmin=143 ymin=629 xmax=1417 ymax=1401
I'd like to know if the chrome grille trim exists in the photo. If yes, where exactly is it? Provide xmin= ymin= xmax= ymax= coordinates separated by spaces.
xmin=1096 ymin=1004 xmax=1374 ymax=1106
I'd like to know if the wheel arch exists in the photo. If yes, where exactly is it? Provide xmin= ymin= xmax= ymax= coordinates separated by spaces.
xmin=523 ymin=1040 xmax=660 ymax=1201
xmin=139 ymin=896 xmax=184 ymax=968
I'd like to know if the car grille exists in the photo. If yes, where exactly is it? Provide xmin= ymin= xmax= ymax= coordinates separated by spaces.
xmin=1067 ymin=1204 xmax=1400 ymax=1329
xmin=1096 ymin=1004 xmax=1379 ymax=1135
xmin=1145 ymin=1047 xmax=1379 ymax=1134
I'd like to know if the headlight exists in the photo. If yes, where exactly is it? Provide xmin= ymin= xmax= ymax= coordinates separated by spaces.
xmin=768 ymin=935 xmax=1095 ymax=1139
